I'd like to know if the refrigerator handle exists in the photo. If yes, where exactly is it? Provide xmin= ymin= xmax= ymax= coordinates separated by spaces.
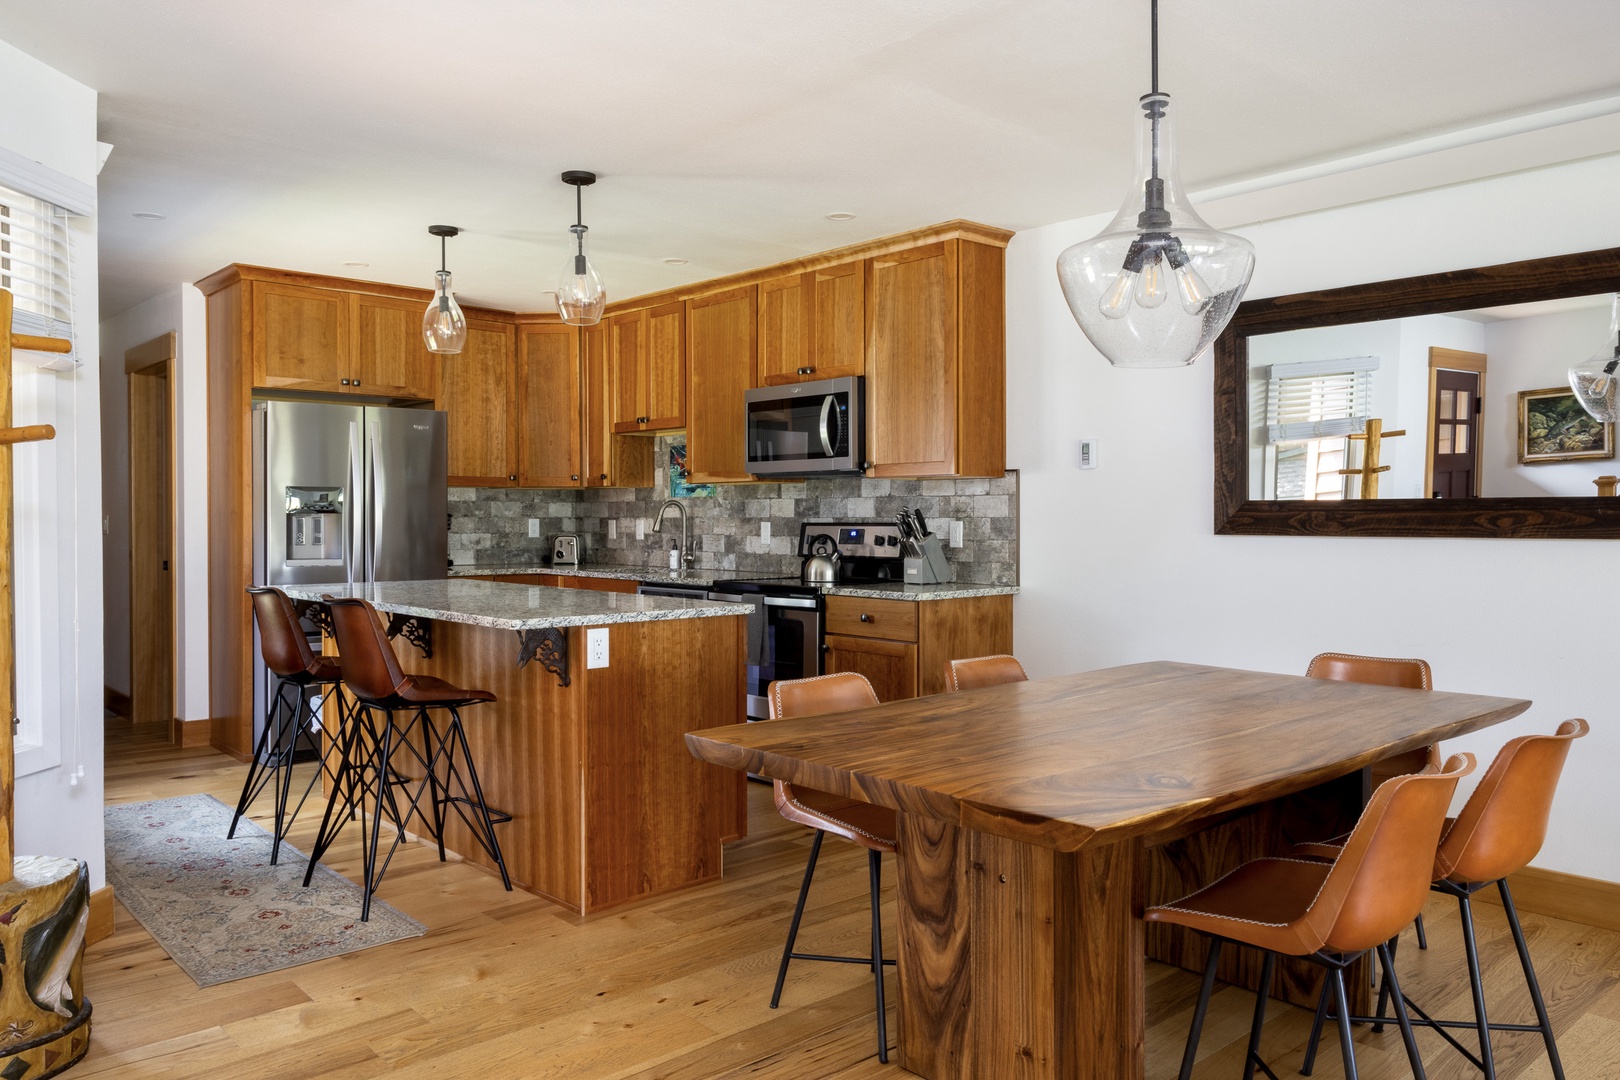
xmin=347 ymin=419 xmax=362 ymax=586
xmin=368 ymin=421 xmax=381 ymax=582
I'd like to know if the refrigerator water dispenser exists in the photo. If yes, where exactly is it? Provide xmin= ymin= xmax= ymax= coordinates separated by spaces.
xmin=284 ymin=486 xmax=345 ymax=565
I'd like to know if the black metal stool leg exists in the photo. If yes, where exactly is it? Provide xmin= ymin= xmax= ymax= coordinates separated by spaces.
xmin=869 ymin=849 xmax=889 ymax=1065
xmin=1178 ymin=937 xmax=1223 ymax=1080
xmin=269 ymin=685 xmax=305 ymax=864
xmin=1241 ymin=951 xmax=1275 ymax=1080
xmin=443 ymin=705 xmax=512 ymax=889
xmin=1499 ymin=879 xmax=1565 ymax=1080
xmin=1371 ymin=931 xmax=1398 ymax=1034
xmin=1379 ymin=941 xmax=1428 ymax=1080
xmin=1415 ymin=912 xmax=1429 ymax=950
xmin=771 ymin=830 xmax=824 ymax=1009
xmin=1458 ymin=892 xmax=1499 ymax=1080
xmin=1301 ymin=979 xmax=1330 ymax=1077
xmin=420 ymin=708 xmax=450 ymax=860
xmin=358 ymin=710 xmax=396 ymax=922
xmin=1330 ymin=965 xmax=1361 ymax=1080
xmin=229 ymin=675 xmax=288 ymax=840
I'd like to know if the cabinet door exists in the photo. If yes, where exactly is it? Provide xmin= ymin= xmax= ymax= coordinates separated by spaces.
xmin=645 ymin=301 xmax=687 ymax=429
xmin=583 ymin=322 xmax=654 ymax=488
xmin=811 ymin=260 xmax=866 ymax=380
xmin=253 ymin=282 xmax=349 ymax=392
xmin=757 ymin=273 xmax=811 ymax=386
xmin=685 ymin=286 xmax=756 ymax=483
xmin=608 ymin=309 xmax=647 ymax=433
xmin=867 ymin=241 xmax=958 ymax=477
xmin=517 ymin=323 xmax=583 ymax=487
xmin=440 ymin=318 xmax=518 ymax=486
xmin=353 ymin=293 xmax=437 ymax=399
xmin=824 ymin=633 xmax=918 ymax=703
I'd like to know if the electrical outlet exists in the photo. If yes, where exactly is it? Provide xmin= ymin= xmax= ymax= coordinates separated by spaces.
xmin=528 ymin=518 xmax=540 ymax=538
xmin=760 ymin=521 xmax=771 ymax=542
xmin=608 ymin=519 xmax=617 ymax=540
xmin=948 ymin=519 xmax=964 ymax=548
xmin=635 ymin=518 xmax=645 ymax=540
xmin=586 ymin=627 xmax=609 ymax=668
xmin=1079 ymin=438 xmax=1099 ymax=470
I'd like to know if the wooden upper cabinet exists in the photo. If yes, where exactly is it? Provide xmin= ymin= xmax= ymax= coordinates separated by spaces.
xmin=645 ymin=301 xmax=686 ymax=429
xmin=353 ymin=293 xmax=436 ymax=399
xmin=685 ymin=286 xmax=757 ymax=483
xmin=584 ymin=322 xmax=653 ymax=488
xmin=440 ymin=318 xmax=518 ymax=486
xmin=517 ymin=323 xmax=583 ymax=487
xmin=757 ymin=261 xmax=865 ymax=386
xmin=253 ymin=282 xmax=349 ymax=392
xmin=609 ymin=302 xmax=686 ymax=433
xmin=866 ymin=239 xmax=1004 ymax=478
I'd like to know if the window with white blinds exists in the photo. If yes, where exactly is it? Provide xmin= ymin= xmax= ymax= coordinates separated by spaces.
xmin=0 ymin=181 xmax=76 ymax=360
xmin=1264 ymin=356 xmax=1379 ymax=444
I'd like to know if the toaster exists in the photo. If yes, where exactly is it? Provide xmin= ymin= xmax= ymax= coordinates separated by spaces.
xmin=551 ymin=534 xmax=580 ymax=567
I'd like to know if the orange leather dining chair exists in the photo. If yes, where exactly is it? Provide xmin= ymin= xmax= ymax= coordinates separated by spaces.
xmin=943 ymin=653 xmax=1028 ymax=692
xmin=766 ymin=672 xmax=894 ymax=1063
xmin=1298 ymin=719 xmax=1589 ymax=1080
xmin=1148 ymin=754 xmax=1475 ymax=1080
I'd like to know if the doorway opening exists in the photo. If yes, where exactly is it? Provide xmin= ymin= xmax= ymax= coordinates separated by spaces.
xmin=126 ymin=333 xmax=175 ymax=729
xmin=1426 ymin=347 xmax=1487 ymax=499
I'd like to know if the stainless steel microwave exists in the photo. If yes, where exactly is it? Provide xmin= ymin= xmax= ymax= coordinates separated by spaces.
xmin=744 ymin=376 xmax=864 ymax=476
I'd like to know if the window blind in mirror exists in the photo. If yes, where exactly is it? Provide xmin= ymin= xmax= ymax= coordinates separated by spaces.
xmin=1265 ymin=356 xmax=1378 ymax=444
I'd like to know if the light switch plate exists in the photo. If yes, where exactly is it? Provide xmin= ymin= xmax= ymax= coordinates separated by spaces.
xmin=608 ymin=519 xmax=617 ymax=539
xmin=528 ymin=518 xmax=540 ymax=538
xmin=586 ymin=627 xmax=609 ymax=668
xmin=1079 ymin=438 xmax=1099 ymax=470
xmin=635 ymin=518 xmax=645 ymax=540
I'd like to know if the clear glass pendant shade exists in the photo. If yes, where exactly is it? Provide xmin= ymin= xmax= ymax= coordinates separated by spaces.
xmin=1569 ymin=294 xmax=1620 ymax=423
xmin=1056 ymin=94 xmax=1255 ymax=368
xmin=557 ymin=225 xmax=606 ymax=326
xmin=422 ymin=269 xmax=467 ymax=354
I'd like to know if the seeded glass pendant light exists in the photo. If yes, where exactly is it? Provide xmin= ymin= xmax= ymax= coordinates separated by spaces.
xmin=1056 ymin=0 xmax=1255 ymax=368
xmin=1569 ymin=294 xmax=1620 ymax=422
xmin=557 ymin=170 xmax=606 ymax=325
xmin=422 ymin=225 xmax=467 ymax=354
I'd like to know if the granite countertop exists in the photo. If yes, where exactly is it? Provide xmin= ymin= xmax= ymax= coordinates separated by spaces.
xmin=446 ymin=561 xmax=1018 ymax=602
xmin=281 ymin=578 xmax=749 ymax=630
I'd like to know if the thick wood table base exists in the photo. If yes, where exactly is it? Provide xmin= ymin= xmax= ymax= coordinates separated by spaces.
xmin=895 ymin=815 xmax=1143 ymax=1080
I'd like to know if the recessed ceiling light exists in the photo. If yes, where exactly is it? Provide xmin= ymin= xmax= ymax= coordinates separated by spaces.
xmin=342 ymin=261 xmax=370 ymax=269
xmin=132 ymin=211 xmax=165 ymax=220
xmin=825 ymin=212 xmax=856 ymax=221
xmin=662 ymin=257 xmax=689 ymax=265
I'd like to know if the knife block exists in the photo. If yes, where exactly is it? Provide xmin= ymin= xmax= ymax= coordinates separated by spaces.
xmin=904 ymin=536 xmax=954 ymax=584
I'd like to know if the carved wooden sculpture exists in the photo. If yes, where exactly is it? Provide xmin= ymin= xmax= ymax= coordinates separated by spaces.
xmin=0 ymin=288 xmax=90 ymax=1078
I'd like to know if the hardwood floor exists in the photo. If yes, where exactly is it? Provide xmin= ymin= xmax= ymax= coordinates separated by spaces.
xmin=89 ymin=718 xmax=1620 ymax=1078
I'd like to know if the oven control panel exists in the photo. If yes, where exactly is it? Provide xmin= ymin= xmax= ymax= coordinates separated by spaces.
xmin=798 ymin=521 xmax=904 ymax=558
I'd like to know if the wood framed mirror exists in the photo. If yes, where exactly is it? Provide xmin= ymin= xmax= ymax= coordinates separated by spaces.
xmin=1214 ymin=247 xmax=1620 ymax=537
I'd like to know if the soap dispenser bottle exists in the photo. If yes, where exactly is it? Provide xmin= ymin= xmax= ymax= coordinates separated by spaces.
xmin=667 ymin=540 xmax=680 ymax=571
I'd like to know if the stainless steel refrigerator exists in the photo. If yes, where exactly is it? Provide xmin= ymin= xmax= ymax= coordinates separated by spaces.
xmin=250 ymin=399 xmax=448 ymax=742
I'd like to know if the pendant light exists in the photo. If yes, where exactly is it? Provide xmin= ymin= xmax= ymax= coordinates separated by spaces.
xmin=422 ymin=225 xmax=467 ymax=354
xmin=557 ymin=170 xmax=606 ymax=325
xmin=1569 ymin=294 xmax=1620 ymax=422
xmin=1055 ymin=0 xmax=1255 ymax=368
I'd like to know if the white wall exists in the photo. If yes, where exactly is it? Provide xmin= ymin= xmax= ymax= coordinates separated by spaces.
xmin=0 ymin=39 xmax=106 ymax=886
xmin=1483 ymin=305 xmax=1616 ymax=497
xmin=97 ymin=286 xmax=209 ymax=721
xmin=1007 ymin=152 xmax=1620 ymax=884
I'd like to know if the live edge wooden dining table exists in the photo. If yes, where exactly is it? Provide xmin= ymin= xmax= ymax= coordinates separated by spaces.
xmin=684 ymin=661 xmax=1531 ymax=1080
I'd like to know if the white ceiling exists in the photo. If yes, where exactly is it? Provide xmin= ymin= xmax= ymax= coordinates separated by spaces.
xmin=2 ymin=0 xmax=1620 ymax=317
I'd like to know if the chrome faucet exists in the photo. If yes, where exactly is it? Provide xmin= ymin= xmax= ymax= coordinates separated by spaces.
xmin=653 ymin=499 xmax=693 ymax=572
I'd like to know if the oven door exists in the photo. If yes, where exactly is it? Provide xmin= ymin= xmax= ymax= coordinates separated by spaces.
xmin=710 ymin=591 xmax=822 ymax=720
xmin=744 ymin=376 xmax=863 ymax=475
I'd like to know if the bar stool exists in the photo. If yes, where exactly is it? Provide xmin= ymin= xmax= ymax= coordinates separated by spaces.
xmin=1148 ymin=754 xmax=1475 ymax=1080
xmin=943 ymin=653 xmax=1027 ymax=691
xmin=767 ymin=672 xmax=895 ymax=1064
xmin=229 ymin=586 xmax=349 ymax=864
xmin=1298 ymin=718 xmax=1589 ymax=1080
xmin=308 ymin=595 xmax=513 ymax=920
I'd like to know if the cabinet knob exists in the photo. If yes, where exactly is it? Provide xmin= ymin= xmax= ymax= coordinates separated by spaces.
xmin=508 ymin=474 xmax=516 ymax=481
xmin=341 ymin=378 xmax=350 ymax=385
xmin=352 ymin=379 xmax=360 ymax=387
xmin=570 ymin=475 xmax=579 ymax=481
xmin=599 ymin=473 xmax=607 ymax=481
xmin=859 ymin=613 xmax=872 ymax=623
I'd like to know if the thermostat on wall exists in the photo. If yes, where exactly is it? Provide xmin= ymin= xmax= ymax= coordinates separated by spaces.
xmin=1079 ymin=438 xmax=1098 ymax=470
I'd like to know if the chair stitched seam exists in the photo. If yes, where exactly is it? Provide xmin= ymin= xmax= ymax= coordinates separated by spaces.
xmin=1146 ymin=857 xmax=1332 ymax=931
xmin=785 ymin=795 xmax=892 ymax=845
xmin=1309 ymin=652 xmax=1432 ymax=690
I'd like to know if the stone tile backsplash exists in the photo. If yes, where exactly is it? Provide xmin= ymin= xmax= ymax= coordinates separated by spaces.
xmin=449 ymin=436 xmax=1019 ymax=585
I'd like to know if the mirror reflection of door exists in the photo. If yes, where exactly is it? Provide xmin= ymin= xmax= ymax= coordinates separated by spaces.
xmin=1426 ymin=347 xmax=1487 ymax=499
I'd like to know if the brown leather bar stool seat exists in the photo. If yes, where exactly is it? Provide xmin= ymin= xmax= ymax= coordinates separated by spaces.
xmin=307 ymin=595 xmax=512 ymax=920
xmin=1148 ymin=754 xmax=1475 ymax=1080
xmin=1297 ymin=718 xmax=1589 ymax=1080
xmin=229 ymin=587 xmax=350 ymax=864
xmin=943 ymin=653 xmax=1028 ymax=692
xmin=767 ymin=673 xmax=896 ymax=1064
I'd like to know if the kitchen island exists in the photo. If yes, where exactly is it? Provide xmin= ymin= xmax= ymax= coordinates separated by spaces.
xmin=283 ymin=578 xmax=749 ymax=915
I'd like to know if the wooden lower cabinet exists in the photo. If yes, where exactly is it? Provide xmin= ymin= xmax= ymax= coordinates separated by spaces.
xmin=822 ymin=593 xmax=1012 ymax=701
xmin=485 ymin=573 xmax=639 ymax=594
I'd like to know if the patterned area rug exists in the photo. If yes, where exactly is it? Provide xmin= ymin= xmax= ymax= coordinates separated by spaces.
xmin=105 ymin=794 xmax=426 ymax=987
